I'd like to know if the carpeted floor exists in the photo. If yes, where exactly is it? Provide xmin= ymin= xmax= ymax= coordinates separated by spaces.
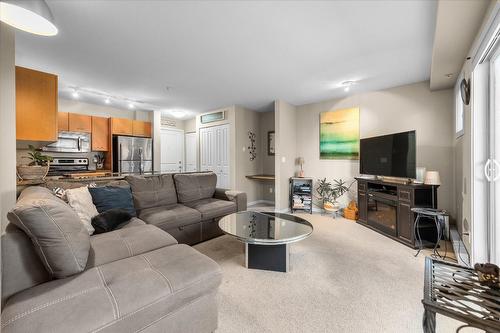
xmin=194 ymin=213 xmax=477 ymax=333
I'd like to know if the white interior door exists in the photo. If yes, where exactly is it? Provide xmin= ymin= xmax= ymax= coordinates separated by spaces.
xmin=199 ymin=124 xmax=230 ymax=188
xmin=185 ymin=132 xmax=197 ymax=172
xmin=160 ymin=128 xmax=184 ymax=173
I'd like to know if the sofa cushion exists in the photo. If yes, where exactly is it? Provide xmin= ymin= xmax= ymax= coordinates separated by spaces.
xmin=125 ymin=174 xmax=178 ymax=210
xmin=185 ymin=198 xmax=237 ymax=220
xmin=65 ymin=186 xmax=99 ymax=235
xmin=86 ymin=224 xmax=177 ymax=268
xmin=138 ymin=204 xmax=201 ymax=229
xmin=88 ymin=185 xmax=136 ymax=217
xmin=7 ymin=186 xmax=90 ymax=279
xmin=1 ymin=245 xmax=222 ymax=333
xmin=173 ymin=172 xmax=217 ymax=203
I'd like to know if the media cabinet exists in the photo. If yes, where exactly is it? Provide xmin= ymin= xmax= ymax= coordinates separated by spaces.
xmin=355 ymin=177 xmax=439 ymax=248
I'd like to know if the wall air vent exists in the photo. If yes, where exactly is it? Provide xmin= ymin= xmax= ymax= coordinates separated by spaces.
xmin=201 ymin=111 xmax=225 ymax=124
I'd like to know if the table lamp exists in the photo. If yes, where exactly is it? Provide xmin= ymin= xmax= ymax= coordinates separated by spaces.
xmin=297 ymin=157 xmax=305 ymax=177
xmin=424 ymin=171 xmax=441 ymax=185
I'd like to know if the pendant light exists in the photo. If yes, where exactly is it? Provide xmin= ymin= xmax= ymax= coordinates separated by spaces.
xmin=0 ymin=0 xmax=58 ymax=36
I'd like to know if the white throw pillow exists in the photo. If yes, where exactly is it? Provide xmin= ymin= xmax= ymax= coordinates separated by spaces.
xmin=65 ymin=186 xmax=99 ymax=235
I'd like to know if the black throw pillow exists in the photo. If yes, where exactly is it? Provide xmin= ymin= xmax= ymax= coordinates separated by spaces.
xmin=88 ymin=185 xmax=136 ymax=217
xmin=91 ymin=209 xmax=132 ymax=234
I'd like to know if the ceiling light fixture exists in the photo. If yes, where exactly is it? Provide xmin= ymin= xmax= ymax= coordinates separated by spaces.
xmin=128 ymin=102 xmax=135 ymax=109
xmin=0 ymin=0 xmax=58 ymax=36
xmin=71 ymin=89 xmax=79 ymax=99
xmin=170 ymin=110 xmax=187 ymax=119
xmin=340 ymin=80 xmax=356 ymax=92
xmin=104 ymin=97 xmax=111 ymax=104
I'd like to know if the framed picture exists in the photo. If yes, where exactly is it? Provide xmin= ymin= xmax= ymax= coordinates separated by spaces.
xmin=268 ymin=131 xmax=275 ymax=156
xmin=320 ymin=107 xmax=359 ymax=160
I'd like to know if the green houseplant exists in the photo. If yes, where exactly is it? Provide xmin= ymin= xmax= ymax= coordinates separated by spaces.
xmin=315 ymin=178 xmax=351 ymax=210
xmin=17 ymin=145 xmax=53 ymax=180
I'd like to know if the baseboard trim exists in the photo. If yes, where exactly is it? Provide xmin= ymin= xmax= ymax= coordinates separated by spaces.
xmin=248 ymin=200 xmax=275 ymax=206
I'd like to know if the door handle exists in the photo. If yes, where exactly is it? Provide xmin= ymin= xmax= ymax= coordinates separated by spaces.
xmin=119 ymin=143 xmax=122 ymax=174
xmin=77 ymin=137 xmax=82 ymax=151
xmin=484 ymin=159 xmax=493 ymax=182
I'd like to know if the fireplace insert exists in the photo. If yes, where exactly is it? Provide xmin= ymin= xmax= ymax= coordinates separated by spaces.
xmin=367 ymin=193 xmax=398 ymax=236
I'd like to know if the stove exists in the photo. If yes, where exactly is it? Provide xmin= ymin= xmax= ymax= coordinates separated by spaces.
xmin=47 ymin=157 xmax=89 ymax=176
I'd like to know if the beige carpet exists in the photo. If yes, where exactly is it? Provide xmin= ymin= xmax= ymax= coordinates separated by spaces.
xmin=194 ymin=214 xmax=478 ymax=333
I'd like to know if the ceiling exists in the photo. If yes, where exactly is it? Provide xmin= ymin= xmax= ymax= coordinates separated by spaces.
xmin=15 ymin=0 xmax=437 ymax=117
xmin=430 ymin=0 xmax=491 ymax=90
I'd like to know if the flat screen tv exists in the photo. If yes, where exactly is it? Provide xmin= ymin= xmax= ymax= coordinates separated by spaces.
xmin=359 ymin=130 xmax=416 ymax=179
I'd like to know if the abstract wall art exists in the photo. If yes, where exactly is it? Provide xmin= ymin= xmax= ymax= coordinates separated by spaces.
xmin=319 ymin=107 xmax=359 ymax=160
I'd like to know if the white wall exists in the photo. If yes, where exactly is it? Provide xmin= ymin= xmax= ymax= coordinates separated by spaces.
xmin=275 ymin=100 xmax=297 ymax=211
xmin=294 ymin=81 xmax=454 ymax=215
xmin=0 ymin=23 xmax=16 ymax=231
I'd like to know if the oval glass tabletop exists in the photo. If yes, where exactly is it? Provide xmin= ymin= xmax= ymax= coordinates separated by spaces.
xmin=218 ymin=211 xmax=313 ymax=245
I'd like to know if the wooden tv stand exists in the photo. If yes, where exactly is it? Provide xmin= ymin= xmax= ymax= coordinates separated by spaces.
xmin=355 ymin=177 xmax=439 ymax=248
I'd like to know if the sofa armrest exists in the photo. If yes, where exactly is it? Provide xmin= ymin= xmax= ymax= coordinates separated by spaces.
xmin=214 ymin=188 xmax=247 ymax=211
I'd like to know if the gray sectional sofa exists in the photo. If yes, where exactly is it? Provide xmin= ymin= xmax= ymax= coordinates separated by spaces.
xmin=126 ymin=172 xmax=247 ymax=245
xmin=1 ymin=172 xmax=247 ymax=333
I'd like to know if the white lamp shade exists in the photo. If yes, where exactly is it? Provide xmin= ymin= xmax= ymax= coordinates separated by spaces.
xmin=0 ymin=0 xmax=58 ymax=36
xmin=424 ymin=171 xmax=441 ymax=185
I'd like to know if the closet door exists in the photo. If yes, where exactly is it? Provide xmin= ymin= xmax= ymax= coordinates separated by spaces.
xmin=160 ymin=129 xmax=184 ymax=173
xmin=214 ymin=125 xmax=230 ymax=188
xmin=200 ymin=127 xmax=214 ymax=172
xmin=185 ymin=132 xmax=198 ymax=172
xmin=199 ymin=125 xmax=230 ymax=188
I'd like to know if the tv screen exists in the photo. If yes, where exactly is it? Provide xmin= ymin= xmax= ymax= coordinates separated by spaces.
xmin=359 ymin=131 xmax=416 ymax=178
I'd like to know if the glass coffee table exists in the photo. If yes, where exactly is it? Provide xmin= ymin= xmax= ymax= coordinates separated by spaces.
xmin=218 ymin=211 xmax=313 ymax=272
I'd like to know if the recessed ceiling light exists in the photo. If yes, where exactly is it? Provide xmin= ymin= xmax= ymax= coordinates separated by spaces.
xmin=170 ymin=110 xmax=187 ymax=118
xmin=0 ymin=0 xmax=58 ymax=36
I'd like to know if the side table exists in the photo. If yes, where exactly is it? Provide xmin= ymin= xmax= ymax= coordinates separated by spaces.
xmin=422 ymin=257 xmax=500 ymax=333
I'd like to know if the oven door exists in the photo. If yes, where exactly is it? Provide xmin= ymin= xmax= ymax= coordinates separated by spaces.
xmin=367 ymin=194 xmax=398 ymax=237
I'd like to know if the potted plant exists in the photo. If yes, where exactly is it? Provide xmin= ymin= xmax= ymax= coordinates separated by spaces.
xmin=17 ymin=145 xmax=53 ymax=180
xmin=315 ymin=178 xmax=351 ymax=211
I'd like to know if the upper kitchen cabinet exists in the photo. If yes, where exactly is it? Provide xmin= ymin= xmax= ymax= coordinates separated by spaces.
xmin=58 ymin=112 xmax=69 ymax=132
xmin=16 ymin=66 xmax=58 ymax=143
xmin=91 ymin=116 xmax=109 ymax=151
xmin=69 ymin=113 xmax=91 ymax=132
xmin=111 ymin=117 xmax=133 ymax=135
xmin=133 ymin=120 xmax=152 ymax=137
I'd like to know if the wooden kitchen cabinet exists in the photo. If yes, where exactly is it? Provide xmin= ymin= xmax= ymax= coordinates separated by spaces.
xmin=111 ymin=117 xmax=133 ymax=135
xmin=69 ymin=113 xmax=91 ymax=132
xmin=58 ymin=112 xmax=69 ymax=132
xmin=132 ymin=120 xmax=152 ymax=137
xmin=91 ymin=116 xmax=109 ymax=151
xmin=16 ymin=66 xmax=58 ymax=142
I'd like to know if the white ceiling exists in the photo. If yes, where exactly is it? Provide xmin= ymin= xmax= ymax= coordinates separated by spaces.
xmin=15 ymin=0 xmax=437 ymax=116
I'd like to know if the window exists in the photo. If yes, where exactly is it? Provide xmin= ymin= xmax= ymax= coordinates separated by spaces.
xmin=455 ymin=77 xmax=465 ymax=138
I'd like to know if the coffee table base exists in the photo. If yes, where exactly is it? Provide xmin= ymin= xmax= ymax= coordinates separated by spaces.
xmin=245 ymin=243 xmax=290 ymax=272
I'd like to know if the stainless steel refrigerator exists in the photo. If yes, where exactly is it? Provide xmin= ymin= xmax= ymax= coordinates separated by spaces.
xmin=113 ymin=136 xmax=153 ymax=174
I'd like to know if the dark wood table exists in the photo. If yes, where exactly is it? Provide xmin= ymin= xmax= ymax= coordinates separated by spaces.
xmin=422 ymin=257 xmax=500 ymax=332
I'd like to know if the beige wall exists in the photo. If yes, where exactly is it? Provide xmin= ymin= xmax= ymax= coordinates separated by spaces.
xmin=294 ymin=81 xmax=454 ymax=215
xmin=184 ymin=117 xmax=196 ymax=133
xmin=0 ymin=23 xmax=16 ymax=231
xmin=259 ymin=111 xmax=275 ymax=202
xmin=235 ymin=106 xmax=262 ymax=203
xmin=275 ymin=100 xmax=297 ymax=211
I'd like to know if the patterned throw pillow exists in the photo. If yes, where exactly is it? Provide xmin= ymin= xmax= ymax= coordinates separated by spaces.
xmin=65 ymin=187 xmax=99 ymax=235
xmin=52 ymin=182 xmax=97 ymax=202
